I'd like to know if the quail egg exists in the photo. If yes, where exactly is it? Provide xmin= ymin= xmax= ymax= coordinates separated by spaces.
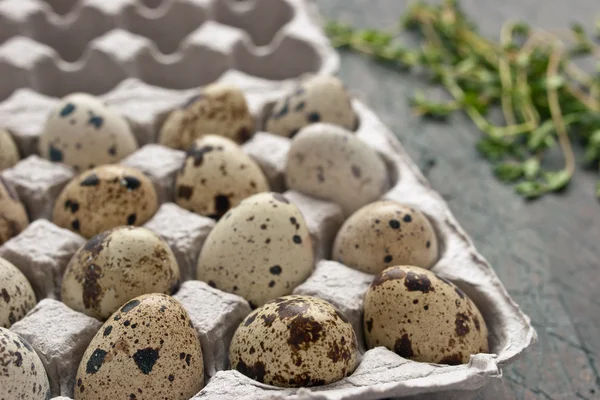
xmin=0 ymin=128 xmax=19 ymax=171
xmin=333 ymin=201 xmax=439 ymax=274
xmin=363 ymin=265 xmax=489 ymax=365
xmin=285 ymin=123 xmax=388 ymax=215
xmin=0 ymin=257 xmax=35 ymax=328
xmin=197 ymin=192 xmax=313 ymax=308
xmin=265 ymin=75 xmax=357 ymax=138
xmin=53 ymin=165 xmax=158 ymax=238
xmin=39 ymin=93 xmax=138 ymax=172
xmin=0 ymin=327 xmax=51 ymax=400
xmin=75 ymin=293 xmax=203 ymax=400
xmin=175 ymin=135 xmax=269 ymax=219
xmin=229 ymin=295 xmax=358 ymax=387
xmin=159 ymin=83 xmax=254 ymax=150
xmin=62 ymin=226 xmax=180 ymax=320
xmin=0 ymin=176 xmax=29 ymax=245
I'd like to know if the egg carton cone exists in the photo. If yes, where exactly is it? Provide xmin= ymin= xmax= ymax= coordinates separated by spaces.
xmin=0 ymin=1 xmax=535 ymax=400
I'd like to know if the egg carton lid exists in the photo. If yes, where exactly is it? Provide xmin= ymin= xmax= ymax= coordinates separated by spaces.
xmin=0 ymin=0 xmax=536 ymax=398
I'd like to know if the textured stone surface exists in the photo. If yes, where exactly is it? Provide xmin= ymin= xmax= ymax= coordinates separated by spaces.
xmin=173 ymin=280 xmax=251 ymax=381
xmin=293 ymin=260 xmax=374 ymax=351
xmin=283 ymin=190 xmax=345 ymax=261
xmin=144 ymin=203 xmax=215 ymax=282
xmin=10 ymin=299 xmax=102 ymax=397
xmin=0 ymin=219 xmax=85 ymax=300
xmin=315 ymin=1 xmax=600 ymax=398
xmin=1 ymin=155 xmax=75 ymax=220
xmin=242 ymin=132 xmax=290 ymax=192
xmin=121 ymin=144 xmax=185 ymax=204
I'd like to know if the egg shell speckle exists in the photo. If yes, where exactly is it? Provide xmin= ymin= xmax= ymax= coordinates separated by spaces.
xmin=285 ymin=123 xmax=388 ymax=216
xmin=0 ymin=176 xmax=29 ymax=246
xmin=265 ymin=76 xmax=357 ymax=138
xmin=52 ymin=164 xmax=158 ymax=239
xmin=61 ymin=226 xmax=180 ymax=320
xmin=159 ymin=83 xmax=254 ymax=150
xmin=333 ymin=201 xmax=439 ymax=274
xmin=175 ymin=135 xmax=269 ymax=219
xmin=0 ymin=257 xmax=35 ymax=328
xmin=0 ymin=327 xmax=51 ymax=400
xmin=363 ymin=266 xmax=489 ymax=365
xmin=0 ymin=128 xmax=20 ymax=171
xmin=197 ymin=192 xmax=314 ymax=308
xmin=229 ymin=295 xmax=358 ymax=387
xmin=75 ymin=293 xmax=204 ymax=400
xmin=38 ymin=93 xmax=138 ymax=172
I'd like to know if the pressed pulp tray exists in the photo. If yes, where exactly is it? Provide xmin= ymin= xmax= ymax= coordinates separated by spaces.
xmin=0 ymin=1 xmax=536 ymax=399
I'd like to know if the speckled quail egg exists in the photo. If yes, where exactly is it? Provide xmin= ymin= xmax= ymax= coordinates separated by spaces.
xmin=0 ymin=327 xmax=51 ymax=400
xmin=39 ymin=93 xmax=138 ymax=172
xmin=197 ymin=192 xmax=313 ymax=308
xmin=159 ymin=83 xmax=255 ymax=150
xmin=0 ymin=128 xmax=20 ymax=171
xmin=0 ymin=257 xmax=35 ymax=328
xmin=62 ymin=226 xmax=180 ymax=320
xmin=75 ymin=293 xmax=203 ymax=400
xmin=0 ymin=176 xmax=29 ymax=245
xmin=230 ymin=295 xmax=358 ymax=387
xmin=364 ymin=265 xmax=489 ymax=365
xmin=175 ymin=135 xmax=269 ymax=219
xmin=265 ymin=75 xmax=357 ymax=138
xmin=53 ymin=165 xmax=158 ymax=238
xmin=333 ymin=201 xmax=439 ymax=274
xmin=285 ymin=123 xmax=388 ymax=216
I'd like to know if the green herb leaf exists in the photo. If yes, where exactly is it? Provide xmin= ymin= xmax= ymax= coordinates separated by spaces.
xmin=494 ymin=162 xmax=524 ymax=182
xmin=515 ymin=181 xmax=546 ymax=199
xmin=543 ymin=170 xmax=571 ymax=191
xmin=477 ymin=137 xmax=512 ymax=161
xmin=596 ymin=181 xmax=600 ymax=198
xmin=523 ymin=158 xmax=541 ymax=180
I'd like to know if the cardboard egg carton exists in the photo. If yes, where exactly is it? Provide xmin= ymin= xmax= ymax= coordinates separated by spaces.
xmin=0 ymin=1 xmax=535 ymax=399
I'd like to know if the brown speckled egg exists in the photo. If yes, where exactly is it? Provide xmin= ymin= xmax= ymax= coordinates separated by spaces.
xmin=0 ymin=128 xmax=20 ymax=171
xmin=159 ymin=83 xmax=254 ymax=150
xmin=286 ymin=123 xmax=388 ymax=216
xmin=175 ymin=135 xmax=269 ymax=219
xmin=364 ymin=266 xmax=489 ymax=365
xmin=39 ymin=93 xmax=138 ymax=172
xmin=75 ymin=294 xmax=203 ymax=400
xmin=53 ymin=165 xmax=158 ymax=238
xmin=0 ymin=176 xmax=29 ymax=245
xmin=0 ymin=257 xmax=35 ymax=328
xmin=265 ymin=76 xmax=357 ymax=138
xmin=197 ymin=192 xmax=313 ymax=308
xmin=229 ymin=295 xmax=358 ymax=387
xmin=333 ymin=201 xmax=438 ymax=274
xmin=0 ymin=327 xmax=51 ymax=400
xmin=62 ymin=226 xmax=180 ymax=320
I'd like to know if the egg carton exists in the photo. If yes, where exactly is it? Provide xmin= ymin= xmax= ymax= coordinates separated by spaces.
xmin=0 ymin=1 xmax=535 ymax=400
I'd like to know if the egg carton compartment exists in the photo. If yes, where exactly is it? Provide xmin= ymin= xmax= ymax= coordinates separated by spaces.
xmin=0 ymin=0 xmax=338 ymax=104
xmin=0 ymin=73 xmax=535 ymax=400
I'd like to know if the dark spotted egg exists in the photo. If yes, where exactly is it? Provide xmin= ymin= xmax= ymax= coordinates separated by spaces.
xmin=0 ymin=257 xmax=35 ymax=328
xmin=39 ymin=93 xmax=138 ymax=172
xmin=52 ymin=165 xmax=158 ymax=239
xmin=0 ymin=327 xmax=51 ymax=400
xmin=229 ymin=295 xmax=358 ymax=387
xmin=62 ymin=227 xmax=180 ymax=320
xmin=333 ymin=201 xmax=439 ymax=274
xmin=175 ymin=135 xmax=269 ymax=219
xmin=265 ymin=75 xmax=357 ymax=138
xmin=75 ymin=294 xmax=204 ymax=400
xmin=364 ymin=266 xmax=489 ymax=365
xmin=159 ymin=83 xmax=255 ymax=150
xmin=0 ymin=176 xmax=28 ymax=245
xmin=196 ymin=192 xmax=313 ymax=308
xmin=0 ymin=128 xmax=19 ymax=171
xmin=285 ymin=124 xmax=388 ymax=216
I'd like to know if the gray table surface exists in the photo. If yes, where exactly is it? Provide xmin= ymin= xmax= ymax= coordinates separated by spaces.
xmin=314 ymin=1 xmax=600 ymax=399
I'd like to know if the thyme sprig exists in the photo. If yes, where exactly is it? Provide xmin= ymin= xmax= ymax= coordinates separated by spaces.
xmin=326 ymin=0 xmax=600 ymax=199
